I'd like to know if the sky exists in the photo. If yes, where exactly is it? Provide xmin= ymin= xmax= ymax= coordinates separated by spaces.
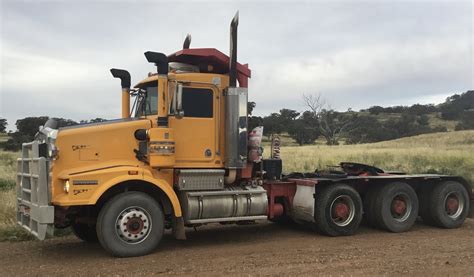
xmin=0 ymin=0 xmax=473 ymax=131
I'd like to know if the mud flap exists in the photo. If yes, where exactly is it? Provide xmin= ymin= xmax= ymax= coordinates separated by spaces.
xmin=172 ymin=216 xmax=186 ymax=240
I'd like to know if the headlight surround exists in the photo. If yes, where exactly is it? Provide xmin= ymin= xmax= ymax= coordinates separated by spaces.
xmin=44 ymin=128 xmax=59 ymax=160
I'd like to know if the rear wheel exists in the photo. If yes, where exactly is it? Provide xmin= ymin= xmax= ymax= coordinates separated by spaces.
xmin=314 ymin=184 xmax=363 ymax=236
xmin=72 ymin=223 xmax=98 ymax=242
xmin=97 ymin=191 xmax=164 ymax=257
xmin=420 ymin=181 xmax=469 ymax=229
xmin=373 ymin=182 xmax=418 ymax=233
xmin=364 ymin=185 xmax=383 ymax=228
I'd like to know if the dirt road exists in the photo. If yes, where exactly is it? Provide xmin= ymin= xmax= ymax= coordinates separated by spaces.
xmin=1 ymin=219 xmax=473 ymax=276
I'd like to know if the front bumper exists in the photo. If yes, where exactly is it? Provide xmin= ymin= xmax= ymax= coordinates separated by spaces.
xmin=16 ymin=141 xmax=54 ymax=240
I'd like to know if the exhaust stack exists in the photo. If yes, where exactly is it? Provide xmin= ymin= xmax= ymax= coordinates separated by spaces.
xmin=110 ymin=68 xmax=131 ymax=118
xmin=229 ymin=12 xmax=238 ymax=87
xmin=225 ymin=11 xmax=248 ymax=169
xmin=183 ymin=34 xmax=192 ymax=49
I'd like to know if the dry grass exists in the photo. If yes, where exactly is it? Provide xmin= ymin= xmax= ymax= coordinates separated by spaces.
xmin=0 ymin=152 xmax=18 ymax=227
xmin=0 ymin=151 xmax=33 ymax=240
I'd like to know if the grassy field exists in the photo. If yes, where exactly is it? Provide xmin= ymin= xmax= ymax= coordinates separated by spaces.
xmin=0 ymin=151 xmax=32 ymax=241
xmin=0 ymin=130 xmax=472 ymax=241
xmin=277 ymin=130 xmax=474 ymax=186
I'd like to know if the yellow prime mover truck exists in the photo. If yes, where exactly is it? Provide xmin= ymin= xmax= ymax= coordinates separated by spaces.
xmin=17 ymin=13 xmax=473 ymax=257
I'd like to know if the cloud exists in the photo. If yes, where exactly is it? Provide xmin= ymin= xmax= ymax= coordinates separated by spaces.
xmin=0 ymin=0 xmax=472 ymax=130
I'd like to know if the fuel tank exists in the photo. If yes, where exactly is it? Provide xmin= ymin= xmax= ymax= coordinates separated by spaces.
xmin=179 ymin=186 xmax=268 ymax=224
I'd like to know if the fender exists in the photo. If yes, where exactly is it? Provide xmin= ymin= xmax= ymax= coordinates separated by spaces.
xmin=53 ymin=166 xmax=182 ymax=217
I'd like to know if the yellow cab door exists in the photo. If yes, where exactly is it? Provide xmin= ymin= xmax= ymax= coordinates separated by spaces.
xmin=169 ymin=84 xmax=221 ymax=168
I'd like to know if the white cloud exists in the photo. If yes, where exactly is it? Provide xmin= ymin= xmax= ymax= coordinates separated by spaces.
xmin=0 ymin=0 xmax=472 ymax=130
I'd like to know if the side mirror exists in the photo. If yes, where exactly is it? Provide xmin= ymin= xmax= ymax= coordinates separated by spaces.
xmin=174 ymin=83 xmax=184 ymax=119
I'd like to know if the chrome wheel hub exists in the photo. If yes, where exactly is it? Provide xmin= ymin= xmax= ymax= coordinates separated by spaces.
xmin=116 ymin=207 xmax=152 ymax=244
xmin=445 ymin=192 xmax=464 ymax=219
xmin=330 ymin=195 xmax=356 ymax=227
xmin=391 ymin=193 xmax=411 ymax=222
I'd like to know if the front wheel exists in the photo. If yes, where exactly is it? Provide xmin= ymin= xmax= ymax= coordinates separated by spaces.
xmin=97 ymin=191 xmax=164 ymax=257
xmin=314 ymin=184 xmax=363 ymax=236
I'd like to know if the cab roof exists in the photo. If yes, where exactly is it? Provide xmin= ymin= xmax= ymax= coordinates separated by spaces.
xmin=134 ymin=48 xmax=251 ymax=88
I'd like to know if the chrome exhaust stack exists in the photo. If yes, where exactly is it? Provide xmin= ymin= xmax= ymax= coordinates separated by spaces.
xmin=225 ymin=11 xmax=248 ymax=169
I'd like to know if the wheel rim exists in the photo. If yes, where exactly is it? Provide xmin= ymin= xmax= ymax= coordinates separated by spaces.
xmin=330 ymin=195 xmax=356 ymax=227
xmin=444 ymin=192 xmax=464 ymax=219
xmin=390 ymin=193 xmax=412 ymax=222
xmin=115 ymin=206 xmax=152 ymax=244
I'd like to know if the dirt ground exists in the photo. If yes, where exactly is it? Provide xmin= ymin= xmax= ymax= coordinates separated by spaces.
xmin=0 ymin=219 xmax=473 ymax=276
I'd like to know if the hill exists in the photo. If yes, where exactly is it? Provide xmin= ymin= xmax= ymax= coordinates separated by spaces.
xmin=250 ymin=90 xmax=474 ymax=145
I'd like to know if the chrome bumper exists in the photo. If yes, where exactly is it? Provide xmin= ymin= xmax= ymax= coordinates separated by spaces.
xmin=16 ymin=141 xmax=54 ymax=240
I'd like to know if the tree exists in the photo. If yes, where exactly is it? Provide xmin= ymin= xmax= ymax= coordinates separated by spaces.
xmin=2 ymin=116 xmax=79 ymax=151
xmin=55 ymin=118 xmax=79 ymax=127
xmin=439 ymin=91 xmax=474 ymax=120
xmin=80 ymin=118 xmax=107 ymax=124
xmin=0 ymin=118 xmax=7 ymax=133
xmin=346 ymin=115 xmax=398 ymax=144
xmin=455 ymin=111 xmax=474 ymax=130
xmin=303 ymin=94 xmax=357 ymax=145
xmin=416 ymin=114 xmax=430 ymax=126
xmin=262 ymin=113 xmax=284 ymax=138
xmin=247 ymin=101 xmax=256 ymax=116
xmin=287 ymin=111 xmax=320 ymax=145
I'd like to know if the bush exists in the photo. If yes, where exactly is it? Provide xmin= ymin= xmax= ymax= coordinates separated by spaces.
xmin=0 ymin=179 xmax=15 ymax=191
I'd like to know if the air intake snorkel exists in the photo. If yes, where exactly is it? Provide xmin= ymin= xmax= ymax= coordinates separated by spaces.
xmin=144 ymin=51 xmax=169 ymax=127
xmin=110 ymin=68 xmax=131 ymax=119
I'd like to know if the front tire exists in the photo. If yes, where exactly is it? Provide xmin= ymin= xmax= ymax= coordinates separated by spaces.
xmin=97 ymin=191 xmax=164 ymax=257
xmin=314 ymin=184 xmax=363 ymax=236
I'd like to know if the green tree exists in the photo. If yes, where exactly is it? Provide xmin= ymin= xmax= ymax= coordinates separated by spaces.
xmin=3 ymin=117 xmax=78 ymax=151
xmin=455 ymin=111 xmax=474 ymax=130
xmin=287 ymin=111 xmax=320 ymax=145
xmin=0 ymin=118 xmax=7 ymax=133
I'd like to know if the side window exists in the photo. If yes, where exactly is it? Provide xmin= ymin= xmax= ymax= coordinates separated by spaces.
xmin=182 ymin=88 xmax=213 ymax=118
xmin=145 ymin=86 xmax=158 ymax=115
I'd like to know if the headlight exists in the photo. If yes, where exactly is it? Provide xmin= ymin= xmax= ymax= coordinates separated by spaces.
xmin=64 ymin=180 xmax=70 ymax=193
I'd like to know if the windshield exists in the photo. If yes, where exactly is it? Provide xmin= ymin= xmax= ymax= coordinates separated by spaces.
xmin=132 ymin=83 xmax=158 ymax=117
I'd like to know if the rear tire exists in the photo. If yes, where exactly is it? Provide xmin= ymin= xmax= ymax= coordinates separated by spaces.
xmin=97 ymin=191 xmax=164 ymax=257
xmin=421 ymin=181 xmax=469 ymax=229
xmin=72 ymin=223 xmax=98 ymax=242
xmin=373 ymin=182 xmax=418 ymax=233
xmin=364 ymin=185 xmax=383 ymax=228
xmin=314 ymin=184 xmax=363 ymax=236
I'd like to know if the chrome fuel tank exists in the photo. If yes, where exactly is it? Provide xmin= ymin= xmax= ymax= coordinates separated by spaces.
xmin=180 ymin=186 xmax=268 ymax=224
